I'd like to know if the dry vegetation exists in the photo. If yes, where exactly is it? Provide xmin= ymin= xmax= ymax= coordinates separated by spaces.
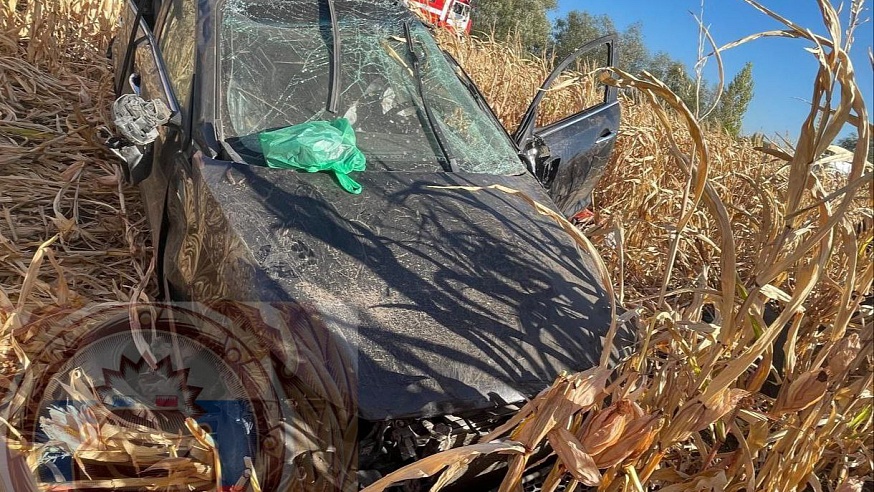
xmin=0 ymin=0 xmax=153 ymax=314
xmin=0 ymin=0 xmax=872 ymax=491
xmin=0 ymin=0 xmax=190 ymax=489
xmin=385 ymin=2 xmax=874 ymax=491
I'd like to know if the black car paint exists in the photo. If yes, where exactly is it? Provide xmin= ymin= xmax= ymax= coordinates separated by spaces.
xmin=110 ymin=0 xmax=622 ymax=469
xmin=513 ymin=33 xmax=620 ymax=217
xmin=168 ymin=154 xmax=616 ymax=420
xmin=538 ymin=102 xmax=621 ymax=217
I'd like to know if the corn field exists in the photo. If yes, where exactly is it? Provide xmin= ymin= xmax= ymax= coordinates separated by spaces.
xmin=0 ymin=0 xmax=872 ymax=491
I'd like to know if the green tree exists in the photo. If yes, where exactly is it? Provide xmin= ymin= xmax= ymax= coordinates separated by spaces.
xmin=649 ymin=55 xmax=698 ymax=110
xmin=837 ymin=132 xmax=874 ymax=163
xmin=646 ymin=52 xmax=722 ymax=115
xmin=551 ymin=11 xmax=650 ymax=76
xmin=646 ymin=51 xmax=675 ymax=80
xmin=551 ymin=10 xmax=614 ymax=60
xmin=710 ymin=62 xmax=754 ymax=137
xmin=620 ymin=23 xmax=651 ymax=74
xmin=546 ymin=9 xmax=734 ymax=128
xmin=471 ymin=0 xmax=557 ymax=51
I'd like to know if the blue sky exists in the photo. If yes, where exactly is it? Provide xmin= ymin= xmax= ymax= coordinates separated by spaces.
xmin=554 ymin=1 xmax=874 ymax=138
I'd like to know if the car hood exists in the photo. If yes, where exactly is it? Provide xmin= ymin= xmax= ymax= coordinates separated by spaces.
xmin=195 ymin=155 xmax=614 ymax=420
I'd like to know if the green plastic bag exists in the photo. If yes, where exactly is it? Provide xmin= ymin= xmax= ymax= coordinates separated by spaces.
xmin=258 ymin=118 xmax=366 ymax=194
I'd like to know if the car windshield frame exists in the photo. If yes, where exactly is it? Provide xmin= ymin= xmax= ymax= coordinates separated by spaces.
xmin=215 ymin=0 xmax=525 ymax=175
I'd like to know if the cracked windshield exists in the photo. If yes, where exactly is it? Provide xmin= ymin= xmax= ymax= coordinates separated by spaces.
xmin=220 ymin=0 xmax=524 ymax=174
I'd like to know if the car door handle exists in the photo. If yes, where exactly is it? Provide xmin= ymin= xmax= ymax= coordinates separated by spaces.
xmin=595 ymin=129 xmax=613 ymax=144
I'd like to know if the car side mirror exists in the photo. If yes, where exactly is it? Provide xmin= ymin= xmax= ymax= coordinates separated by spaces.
xmin=108 ymin=19 xmax=183 ymax=184
xmin=112 ymin=93 xmax=172 ymax=145
xmin=107 ymin=93 xmax=175 ymax=184
xmin=522 ymin=136 xmax=559 ymax=187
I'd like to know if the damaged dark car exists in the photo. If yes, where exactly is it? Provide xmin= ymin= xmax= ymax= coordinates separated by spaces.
xmin=27 ymin=0 xmax=626 ymax=489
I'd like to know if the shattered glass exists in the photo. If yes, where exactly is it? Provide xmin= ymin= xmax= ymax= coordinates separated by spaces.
xmin=219 ymin=0 xmax=524 ymax=174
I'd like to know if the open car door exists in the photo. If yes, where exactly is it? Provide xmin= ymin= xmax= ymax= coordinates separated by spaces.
xmin=513 ymin=35 xmax=620 ymax=219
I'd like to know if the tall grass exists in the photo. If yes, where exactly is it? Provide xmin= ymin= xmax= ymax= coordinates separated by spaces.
xmin=0 ymin=0 xmax=151 ymax=309
xmin=0 ymin=1 xmax=174 ymax=490
xmin=0 ymin=0 xmax=870 ymax=491
xmin=373 ymin=2 xmax=873 ymax=491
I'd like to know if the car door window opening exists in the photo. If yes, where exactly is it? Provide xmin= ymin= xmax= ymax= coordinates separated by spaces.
xmin=117 ymin=0 xmax=150 ymax=95
xmin=513 ymin=34 xmax=617 ymax=146
xmin=218 ymin=0 xmax=523 ymax=174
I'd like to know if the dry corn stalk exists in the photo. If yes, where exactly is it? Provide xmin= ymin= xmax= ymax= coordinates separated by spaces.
xmin=381 ymin=0 xmax=874 ymax=490
xmin=0 ymin=0 xmax=871 ymax=490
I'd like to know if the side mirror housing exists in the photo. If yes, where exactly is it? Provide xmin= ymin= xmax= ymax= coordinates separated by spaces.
xmin=522 ymin=136 xmax=559 ymax=187
xmin=107 ymin=93 xmax=177 ymax=184
xmin=112 ymin=93 xmax=172 ymax=145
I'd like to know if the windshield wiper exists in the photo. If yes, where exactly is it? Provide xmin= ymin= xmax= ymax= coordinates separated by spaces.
xmin=326 ymin=0 xmax=341 ymax=113
xmin=403 ymin=21 xmax=459 ymax=172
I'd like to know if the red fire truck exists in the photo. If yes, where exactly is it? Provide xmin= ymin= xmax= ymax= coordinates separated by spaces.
xmin=406 ymin=0 xmax=473 ymax=34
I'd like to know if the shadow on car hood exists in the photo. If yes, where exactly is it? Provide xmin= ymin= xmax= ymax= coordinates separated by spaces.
xmin=194 ymin=155 xmax=614 ymax=420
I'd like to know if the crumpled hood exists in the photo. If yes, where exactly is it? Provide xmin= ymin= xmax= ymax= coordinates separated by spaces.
xmin=198 ymin=157 xmax=613 ymax=420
